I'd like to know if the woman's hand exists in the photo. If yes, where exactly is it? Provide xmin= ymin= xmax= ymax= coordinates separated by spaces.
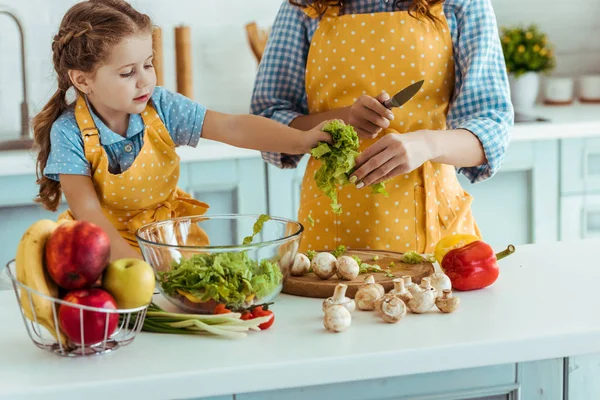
xmin=348 ymin=92 xmax=395 ymax=139
xmin=351 ymin=131 xmax=435 ymax=188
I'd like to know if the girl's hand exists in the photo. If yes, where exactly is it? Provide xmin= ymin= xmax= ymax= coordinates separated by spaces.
xmin=351 ymin=131 xmax=436 ymax=188
xmin=301 ymin=120 xmax=336 ymax=153
xmin=348 ymin=92 xmax=395 ymax=139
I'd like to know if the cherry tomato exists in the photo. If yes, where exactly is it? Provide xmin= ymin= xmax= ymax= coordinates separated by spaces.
xmin=241 ymin=312 xmax=254 ymax=321
xmin=214 ymin=303 xmax=231 ymax=314
xmin=251 ymin=305 xmax=274 ymax=330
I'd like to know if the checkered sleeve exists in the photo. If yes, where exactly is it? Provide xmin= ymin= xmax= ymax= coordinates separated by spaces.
xmin=249 ymin=2 xmax=311 ymax=169
xmin=447 ymin=0 xmax=514 ymax=183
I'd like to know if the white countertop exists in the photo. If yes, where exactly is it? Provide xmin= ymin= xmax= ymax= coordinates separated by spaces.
xmin=0 ymin=102 xmax=599 ymax=177
xmin=2 ymin=238 xmax=600 ymax=400
xmin=510 ymin=102 xmax=600 ymax=141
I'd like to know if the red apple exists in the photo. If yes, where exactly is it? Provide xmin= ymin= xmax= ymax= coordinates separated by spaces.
xmin=45 ymin=221 xmax=110 ymax=289
xmin=58 ymin=289 xmax=119 ymax=345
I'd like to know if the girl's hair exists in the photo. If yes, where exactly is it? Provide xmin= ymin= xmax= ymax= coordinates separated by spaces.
xmin=34 ymin=0 xmax=152 ymax=211
xmin=288 ymin=0 xmax=443 ymax=24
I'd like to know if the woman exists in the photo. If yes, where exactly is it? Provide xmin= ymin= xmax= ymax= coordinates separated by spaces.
xmin=250 ymin=0 xmax=513 ymax=253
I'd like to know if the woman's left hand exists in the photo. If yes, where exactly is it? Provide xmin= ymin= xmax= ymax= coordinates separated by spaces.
xmin=351 ymin=131 xmax=435 ymax=188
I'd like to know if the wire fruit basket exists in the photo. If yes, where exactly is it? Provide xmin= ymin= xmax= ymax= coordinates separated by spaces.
xmin=5 ymin=260 xmax=148 ymax=357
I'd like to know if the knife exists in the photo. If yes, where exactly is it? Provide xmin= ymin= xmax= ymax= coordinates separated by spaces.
xmin=383 ymin=80 xmax=424 ymax=109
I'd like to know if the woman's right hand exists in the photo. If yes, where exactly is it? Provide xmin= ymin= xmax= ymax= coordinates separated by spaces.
xmin=348 ymin=92 xmax=395 ymax=139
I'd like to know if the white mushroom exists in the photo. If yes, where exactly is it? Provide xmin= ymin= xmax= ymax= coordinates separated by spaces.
xmin=323 ymin=283 xmax=356 ymax=313
xmin=377 ymin=295 xmax=407 ymax=323
xmin=429 ymin=272 xmax=452 ymax=297
xmin=407 ymin=278 xmax=437 ymax=314
xmin=355 ymin=275 xmax=384 ymax=311
xmin=335 ymin=256 xmax=360 ymax=280
xmin=389 ymin=278 xmax=412 ymax=304
xmin=402 ymin=275 xmax=417 ymax=293
xmin=435 ymin=289 xmax=460 ymax=313
xmin=279 ymin=240 xmax=299 ymax=271
xmin=290 ymin=253 xmax=310 ymax=276
xmin=323 ymin=304 xmax=351 ymax=332
xmin=311 ymin=252 xmax=337 ymax=280
xmin=420 ymin=277 xmax=438 ymax=297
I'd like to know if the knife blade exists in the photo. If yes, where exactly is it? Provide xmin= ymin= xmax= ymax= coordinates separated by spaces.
xmin=383 ymin=80 xmax=424 ymax=109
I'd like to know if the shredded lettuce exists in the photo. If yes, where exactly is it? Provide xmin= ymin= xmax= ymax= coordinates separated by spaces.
xmin=242 ymin=214 xmax=271 ymax=245
xmin=331 ymin=245 xmax=347 ymax=258
xmin=158 ymin=252 xmax=283 ymax=308
xmin=311 ymin=120 xmax=388 ymax=213
xmin=371 ymin=182 xmax=390 ymax=196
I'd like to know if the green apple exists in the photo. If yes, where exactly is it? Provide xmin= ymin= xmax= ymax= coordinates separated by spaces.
xmin=102 ymin=258 xmax=155 ymax=309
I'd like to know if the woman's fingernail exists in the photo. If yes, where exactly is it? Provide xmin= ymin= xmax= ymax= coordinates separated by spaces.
xmin=356 ymin=182 xmax=365 ymax=189
xmin=349 ymin=175 xmax=358 ymax=184
xmin=387 ymin=113 xmax=395 ymax=120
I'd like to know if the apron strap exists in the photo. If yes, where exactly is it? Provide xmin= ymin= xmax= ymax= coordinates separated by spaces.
xmin=139 ymin=102 xmax=176 ymax=147
xmin=74 ymin=95 xmax=103 ymax=168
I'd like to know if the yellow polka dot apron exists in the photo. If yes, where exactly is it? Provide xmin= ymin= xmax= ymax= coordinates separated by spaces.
xmin=297 ymin=3 xmax=480 ymax=254
xmin=58 ymin=96 xmax=210 ymax=251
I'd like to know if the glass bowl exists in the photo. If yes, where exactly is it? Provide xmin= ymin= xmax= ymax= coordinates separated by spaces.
xmin=135 ymin=214 xmax=303 ymax=314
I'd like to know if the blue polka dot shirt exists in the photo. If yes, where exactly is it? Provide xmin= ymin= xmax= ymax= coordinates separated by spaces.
xmin=44 ymin=86 xmax=206 ymax=181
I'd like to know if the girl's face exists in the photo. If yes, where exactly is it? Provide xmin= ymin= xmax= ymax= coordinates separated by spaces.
xmin=87 ymin=34 xmax=156 ymax=118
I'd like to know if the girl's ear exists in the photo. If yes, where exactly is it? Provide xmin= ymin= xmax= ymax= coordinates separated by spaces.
xmin=68 ymin=69 xmax=92 ymax=95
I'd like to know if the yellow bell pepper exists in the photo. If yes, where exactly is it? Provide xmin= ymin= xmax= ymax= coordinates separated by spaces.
xmin=434 ymin=234 xmax=480 ymax=265
xmin=176 ymin=289 xmax=204 ymax=303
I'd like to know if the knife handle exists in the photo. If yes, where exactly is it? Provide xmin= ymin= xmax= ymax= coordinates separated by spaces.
xmin=382 ymin=98 xmax=393 ymax=109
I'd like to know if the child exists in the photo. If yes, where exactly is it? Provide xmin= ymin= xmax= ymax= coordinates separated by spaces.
xmin=34 ymin=0 xmax=331 ymax=261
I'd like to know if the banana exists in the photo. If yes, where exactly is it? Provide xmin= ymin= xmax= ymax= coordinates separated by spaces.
xmin=15 ymin=219 xmax=66 ymax=346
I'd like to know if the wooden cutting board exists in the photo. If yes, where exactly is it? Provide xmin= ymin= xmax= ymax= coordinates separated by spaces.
xmin=282 ymin=249 xmax=434 ymax=299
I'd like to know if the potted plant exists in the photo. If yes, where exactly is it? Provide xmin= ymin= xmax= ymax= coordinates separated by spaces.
xmin=500 ymin=24 xmax=555 ymax=110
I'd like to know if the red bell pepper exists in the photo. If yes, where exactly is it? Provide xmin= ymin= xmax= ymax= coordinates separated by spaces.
xmin=441 ymin=241 xmax=515 ymax=291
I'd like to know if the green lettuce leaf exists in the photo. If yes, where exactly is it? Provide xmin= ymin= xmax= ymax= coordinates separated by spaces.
xmin=331 ymin=245 xmax=347 ymax=258
xmin=311 ymin=120 xmax=389 ymax=213
xmin=242 ymin=214 xmax=271 ymax=245
xmin=157 ymin=251 xmax=283 ymax=308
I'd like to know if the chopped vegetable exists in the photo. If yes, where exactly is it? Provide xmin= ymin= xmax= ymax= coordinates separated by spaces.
xmin=306 ymin=250 xmax=317 ymax=261
xmin=311 ymin=120 xmax=388 ymax=214
xmin=371 ymin=182 xmax=389 ymax=196
xmin=331 ymin=245 xmax=347 ymax=258
xmin=307 ymin=213 xmax=315 ymax=227
xmin=400 ymin=251 xmax=432 ymax=264
xmin=136 ymin=303 xmax=273 ymax=339
xmin=372 ymin=255 xmax=379 ymax=261
xmin=157 ymin=251 xmax=283 ymax=309
xmin=250 ymin=305 xmax=275 ymax=330
xmin=242 ymin=214 xmax=271 ymax=245
xmin=359 ymin=263 xmax=381 ymax=274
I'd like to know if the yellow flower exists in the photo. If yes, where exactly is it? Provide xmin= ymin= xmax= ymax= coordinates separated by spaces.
xmin=525 ymin=31 xmax=533 ymax=39
xmin=540 ymin=48 xmax=548 ymax=56
xmin=533 ymin=44 xmax=540 ymax=52
xmin=518 ymin=45 xmax=525 ymax=53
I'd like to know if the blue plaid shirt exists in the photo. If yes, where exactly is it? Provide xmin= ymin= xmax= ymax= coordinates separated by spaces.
xmin=250 ymin=0 xmax=514 ymax=183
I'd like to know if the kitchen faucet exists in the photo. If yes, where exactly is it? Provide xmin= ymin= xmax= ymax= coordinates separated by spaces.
xmin=0 ymin=5 xmax=33 ymax=151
